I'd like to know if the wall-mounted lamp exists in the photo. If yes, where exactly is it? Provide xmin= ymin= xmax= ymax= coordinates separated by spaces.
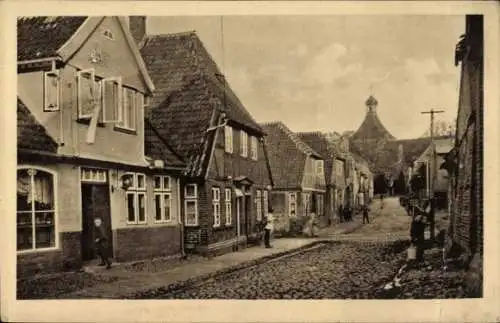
xmin=120 ymin=174 xmax=133 ymax=190
xmin=266 ymin=184 xmax=273 ymax=191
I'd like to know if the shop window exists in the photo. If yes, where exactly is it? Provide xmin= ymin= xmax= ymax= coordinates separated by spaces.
xmin=17 ymin=168 xmax=56 ymax=251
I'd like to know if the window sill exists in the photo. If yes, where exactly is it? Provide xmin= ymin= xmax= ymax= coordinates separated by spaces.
xmin=114 ymin=126 xmax=137 ymax=135
xmin=126 ymin=221 xmax=148 ymax=226
xmin=76 ymin=118 xmax=105 ymax=127
xmin=154 ymin=220 xmax=178 ymax=226
xmin=17 ymin=246 xmax=60 ymax=255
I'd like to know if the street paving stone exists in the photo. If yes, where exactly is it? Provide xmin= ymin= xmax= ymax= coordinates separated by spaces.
xmin=17 ymin=272 xmax=118 ymax=299
xmin=151 ymin=240 xmax=411 ymax=299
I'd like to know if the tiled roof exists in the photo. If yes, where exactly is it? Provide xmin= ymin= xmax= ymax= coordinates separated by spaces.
xmin=395 ymin=137 xmax=431 ymax=164
xmin=140 ymin=31 xmax=263 ymax=177
xmin=434 ymin=136 xmax=454 ymax=154
xmin=297 ymin=132 xmax=336 ymax=184
xmin=140 ymin=32 xmax=262 ymax=132
xmin=350 ymin=151 xmax=372 ymax=175
xmin=17 ymin=98 xmax=58 ymax=153
xmin=261 ymin=122 xmax=321 ymax=189
xmin=144 ymin=119 xmax=186 ymax=168
xmin=349 ymin=139 xmax=402 ymax=177
xmin=17 ymin=16 xmax=87 ymax=61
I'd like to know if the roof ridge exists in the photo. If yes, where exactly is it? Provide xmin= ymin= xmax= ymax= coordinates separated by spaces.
xmin=145 ymin=30 xmax=197 ymax=39
xmin=296 ymin=131 xmax=324 ymax=137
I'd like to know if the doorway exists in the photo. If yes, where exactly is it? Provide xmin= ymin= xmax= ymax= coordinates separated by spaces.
xmin=81 ymin=184 xmax=113 ymax=261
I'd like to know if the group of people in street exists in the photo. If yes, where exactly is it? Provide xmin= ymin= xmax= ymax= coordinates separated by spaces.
xmin=338 ymin=203 xmax=371 ymax=224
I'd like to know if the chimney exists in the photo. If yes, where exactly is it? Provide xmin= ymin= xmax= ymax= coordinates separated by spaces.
xmin=129 ymin=16 xmax=147 ymax=46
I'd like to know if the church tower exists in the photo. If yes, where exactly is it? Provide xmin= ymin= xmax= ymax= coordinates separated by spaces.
xmin=350 ymin=95 xmax=396 ymax=142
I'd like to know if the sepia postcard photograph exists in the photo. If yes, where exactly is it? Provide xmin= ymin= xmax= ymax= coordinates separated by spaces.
xmin=1 ymin=1 xmax=499 ymax=322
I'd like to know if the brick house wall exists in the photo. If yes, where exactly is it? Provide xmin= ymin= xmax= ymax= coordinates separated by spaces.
xmin=449 ymin=15 xmax=483 ymax=261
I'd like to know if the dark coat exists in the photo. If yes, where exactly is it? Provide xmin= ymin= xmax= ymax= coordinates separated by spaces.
xmin=94 ymin=224 xmax=108 ymax=242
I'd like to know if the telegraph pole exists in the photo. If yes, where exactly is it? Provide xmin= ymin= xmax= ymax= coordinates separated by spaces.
xmin=421 ymin=109 xmax=445 ymax=242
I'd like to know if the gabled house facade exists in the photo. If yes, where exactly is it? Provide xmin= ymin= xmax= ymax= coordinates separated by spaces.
xmin=351 ymin=152 xmax=374 ymax=208
xmin=297 ymin=131 xmax=350 ymax=226
xmin=16 ymin=16 xmax=185 ymax=277
xmin=139 ymin=28 xmax=273 ymax=256
xmin=261 ymin=122 xmax=326 ymax=233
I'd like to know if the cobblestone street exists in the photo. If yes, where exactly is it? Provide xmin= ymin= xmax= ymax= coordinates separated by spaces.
xmin=18 ymin=198 xmax=468 ymax=300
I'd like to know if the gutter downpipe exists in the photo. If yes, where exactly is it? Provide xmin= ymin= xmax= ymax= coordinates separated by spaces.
xmin=178 ymin=176 xmax=186 ymax=258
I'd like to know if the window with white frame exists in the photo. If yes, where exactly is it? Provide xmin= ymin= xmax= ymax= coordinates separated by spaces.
xmin=224 ymin=125 xmax=233 ymax=153
xmin=302 ymin=192 xmax=311 ymax=216
xmin=126 ymin=173 xmax=147 ymax=224
xmin=117 ymin=87 xmax=140 ymax=131
xmin=250 ymin=136 xmax=258 ymax=160
xmin=240 ymin=130 xmax=248 ymax=157
xmin=263 ymin=190 xmax=269 ymax=215
xmin=102 ymin=76 xmax=123 ymax=123
xmin=212 ymin=187 xmax=221 ymax=227
xmin=256 ymin=190 xmax=262 ymax=221
xmin=44 ymin=70 xmax=60 ymax=112
xmin=316 ymin=160 xmax=324 ymax=176
xmin=154 ymin=175 xmax=172 ymax=223
xmin=225 ymin=188 xmax=232 ymax=225
xmin=288 ymin=192 xmax=297 ymax=217
xmin=184 ymin=184 xmax=198 ymax=226
xmin=81 ymin=168 xmax=107 ymax=183
xmin=17 ymin=168 xmax=56 ymax=251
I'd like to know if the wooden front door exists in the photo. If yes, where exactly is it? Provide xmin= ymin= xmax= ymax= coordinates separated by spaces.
xmin=81 ymin=184 xmax=113 ymax=261
xmin=244 ymin=195 xmax=252 ymax=235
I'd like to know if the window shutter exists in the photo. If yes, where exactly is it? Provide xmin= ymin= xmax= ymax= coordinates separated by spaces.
xmin=77 ymin=68 xmax=95 ymax=118
xmin=44 ymin=70 xmax=60 ymax=112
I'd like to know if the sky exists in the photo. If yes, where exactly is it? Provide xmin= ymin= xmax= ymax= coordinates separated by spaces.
xmin=148 ymin=15 xmax=465 ymax=139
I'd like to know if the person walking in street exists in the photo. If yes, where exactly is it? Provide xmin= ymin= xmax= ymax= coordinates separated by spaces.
xmin=94 ymin=217 xmax=112 ymax=269
xmin=263 ymin=208 xmax=274 ymax=248
xmin=362 ymin=204 xmax=370 ymax=224
xmin=338 ymin=204 xmax=344 ymax=223
xmin=342 ymin=205 xmax=349 ymax=222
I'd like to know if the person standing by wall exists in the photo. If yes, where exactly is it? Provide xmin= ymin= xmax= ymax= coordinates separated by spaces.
xmin=263 ymin=208 xmax=274 ymax=248
xmin=338 ymin=204 xmax=344 ymax=223
xmin=94 ymin=217 xmax=112 ymax=269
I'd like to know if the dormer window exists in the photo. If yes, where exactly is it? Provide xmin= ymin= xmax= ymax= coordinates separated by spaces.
xmin=103 ymin=29 xmax=114 ymax=40
xmin=224 ymin=125 xmax=233 ymax=153
xmin=43 ymin=70 xmax=60 ymax=112
xmin=240 ymin=130 xmax=248 ymax=157
xmin=250 ymin=136 xmax=258 ymax=160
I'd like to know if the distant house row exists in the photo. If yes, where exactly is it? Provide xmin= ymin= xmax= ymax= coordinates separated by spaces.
xmin=16 ymin=16 xmax=372 ymax=277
